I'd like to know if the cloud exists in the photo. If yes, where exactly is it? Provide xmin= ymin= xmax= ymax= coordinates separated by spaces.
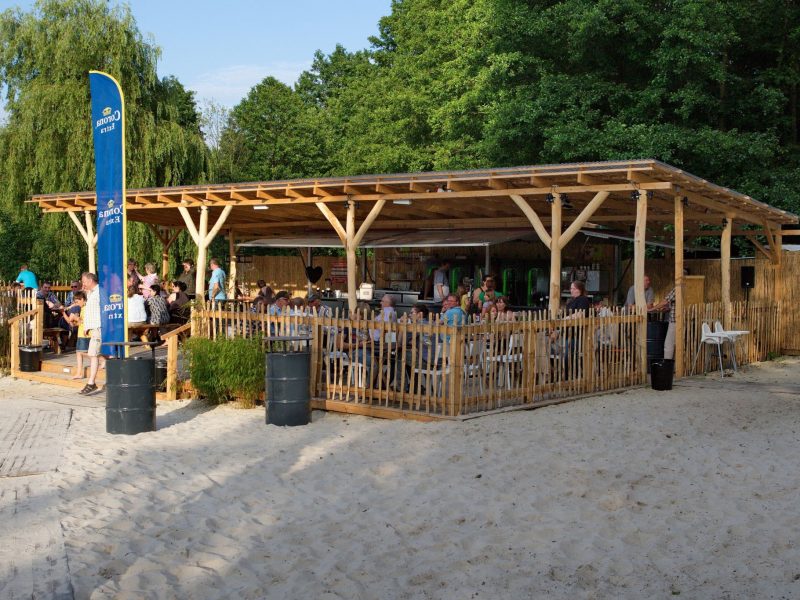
xmin=186 ymin=62 xmax=311 ymax=108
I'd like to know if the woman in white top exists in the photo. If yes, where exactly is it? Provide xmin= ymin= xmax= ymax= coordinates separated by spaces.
xmin=127 ymin=284 xmax=147 ymax=325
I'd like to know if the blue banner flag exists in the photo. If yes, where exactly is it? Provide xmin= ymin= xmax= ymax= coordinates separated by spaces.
xmin=89 ymin=71 xmax=127 ymax=357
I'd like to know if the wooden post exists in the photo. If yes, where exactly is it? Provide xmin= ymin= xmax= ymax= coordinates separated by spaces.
xmin=548 ymin=193 xmax=562 ymax=317
xmin=68 ymin=211 xmax=97 ymax=275
xmin=10 ymin=320 xmax=19 ymax=374
xmin=228 ymin=230 xmax=237 ymax=298
xmin=674 ymin=195 xmax=685 ymax=378
xmin=166 ymin=334 xmax=178 ymax=400
xmin=85 ymin=211 xmax=96 ymax=275
xmin=721 ymin=214 xmax=733 ymax=329
xmin=316 ymin=199 xmax=386 ymax=314
xmin=773 ymin=231 xmax=783 ymax=304
xmin=178 ymin=205 xmax=233 ymax=298
xmin=195 ymin=207 xmax=209 ymax=298
xmin=346 ymin=202 xmax=357 ymax=313
xmin=307 ymin=247 xmax=313 ymax=296
xmin=634 ymin=191 xmax=648 ymax=376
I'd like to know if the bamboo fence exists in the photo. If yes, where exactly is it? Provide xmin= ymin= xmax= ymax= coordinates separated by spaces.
xmin=191 ymin=302 xmax=648 ymax=417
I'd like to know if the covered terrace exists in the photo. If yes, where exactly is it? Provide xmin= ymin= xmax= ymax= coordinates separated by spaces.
xmin=30 ymin=159 xmax=797 ymax=383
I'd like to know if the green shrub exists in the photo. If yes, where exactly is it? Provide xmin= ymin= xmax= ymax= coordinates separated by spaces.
xmin=184 ymin=336 xmax=265 ymax=408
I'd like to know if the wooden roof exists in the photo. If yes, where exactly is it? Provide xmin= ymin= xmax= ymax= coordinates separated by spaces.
xmin=29 ymin=160 xmax=797 ymax=239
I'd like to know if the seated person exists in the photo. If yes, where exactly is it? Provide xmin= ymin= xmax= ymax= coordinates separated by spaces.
xmin=268 ymin=291 xmax=291 ymax=316
xmin=146 ymin=284 xmax=171 ymax=326
xmin=65 ymin=280 xmax=80 ymax=305
xmin=336 ymin=302 xmax=375 ymax=385
xmin=57 ymin=291 xmax=84 ymax=345
xmin=495 ymin=296 xmax=516 ymax=322
xmin=36 ymin=281 xmax=63 ymax=328
xmin=167 ymin=281 xmax=191 ymax=323
xmin=372 ymin=295 xmax=397 ymax=343
xmin=128 ymin=284 xmax=147 ymax=326
xmin=624 ymin=275 xmax=655 ymax=311
xmin=307 ymin=293 xmax=332 ymax=318
xmin=289 ymin=296 xmax=307 ymax=315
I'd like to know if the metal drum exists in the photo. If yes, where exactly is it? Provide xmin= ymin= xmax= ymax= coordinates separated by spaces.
xmin=106 ymin=356 xmax=156 ymax=435
xmin=265 ymin=337 xmax=311 ymax=427
xmin=646 ymin=320 xmax=669 ymax=373
xmin=154 ymin=357 xmax=168 ymax=391
xmin=19 ymin=345 xmax=43 ymax=372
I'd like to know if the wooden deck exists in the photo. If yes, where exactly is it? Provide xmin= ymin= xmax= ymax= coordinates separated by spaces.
xmin=12 ymin=345 xmax=171 ymax=401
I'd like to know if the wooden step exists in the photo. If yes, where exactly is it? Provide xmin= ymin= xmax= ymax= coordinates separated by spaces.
xmin=13 ymin=370 xmax=170 ymax=401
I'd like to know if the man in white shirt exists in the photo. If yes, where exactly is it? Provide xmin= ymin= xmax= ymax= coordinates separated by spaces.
xmin=79 ymin=272 xmax=102 ymax=395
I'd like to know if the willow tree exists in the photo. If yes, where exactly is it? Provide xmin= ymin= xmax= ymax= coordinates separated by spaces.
xmin=0 ymin=0 xmax=208 ymax=280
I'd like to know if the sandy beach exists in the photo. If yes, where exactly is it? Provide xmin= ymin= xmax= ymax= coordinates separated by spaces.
xmin=1 ymin=358 xmax=799 ymax=599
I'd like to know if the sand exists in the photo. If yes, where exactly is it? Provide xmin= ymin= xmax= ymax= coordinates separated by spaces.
xmin=1 ymin=358 xmax=800 ymax=599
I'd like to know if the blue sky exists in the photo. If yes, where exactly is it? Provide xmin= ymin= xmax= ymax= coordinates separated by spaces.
xmin=0 ymin=0 xmax=393 ymax=108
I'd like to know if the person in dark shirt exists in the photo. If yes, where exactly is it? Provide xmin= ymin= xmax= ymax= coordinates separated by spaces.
xmin=565 ymin=280 xmax=591 ymax=315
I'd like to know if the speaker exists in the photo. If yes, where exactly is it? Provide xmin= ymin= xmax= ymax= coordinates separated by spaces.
xmin=741 ymin=266 xmax=755 ymax=289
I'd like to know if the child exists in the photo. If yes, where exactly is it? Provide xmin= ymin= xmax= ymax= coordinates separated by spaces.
xmin=69 ymin=291 xmax=88 ymax=380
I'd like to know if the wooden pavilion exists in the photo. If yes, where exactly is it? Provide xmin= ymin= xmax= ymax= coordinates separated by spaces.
xmin=30 ymin=159 xmax=796 ymax=379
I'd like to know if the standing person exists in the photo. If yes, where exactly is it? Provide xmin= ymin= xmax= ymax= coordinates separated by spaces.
xmin=15 ymin=263 xmax=38 ymax=290
xmin=177 ymin=258 xmax=196 ymax=290
xmin=68 ymin=291 xmax=88 ymax=380
xmin=141 ymin=263 xmax=159 ymax=299
xmin=207 ymin=258 xmax=227 ymax=302
xmin=79 ymin=272 xmax=102 ymax=395
xmin=433 ymin=260 xmax=450 ymax=302
xmin=654 ymin=288 xmax=677 ymax=359
xmin=625 ymin=275 xmax=655 ymax=311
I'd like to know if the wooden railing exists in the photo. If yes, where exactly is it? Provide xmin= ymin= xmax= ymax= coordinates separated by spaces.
xmin=682 ymin=301 xmax=781 ymax=374
xmin=7 ymin=305 xmax=44 ymax=373
xmin=191 ymin=302 xmax=648 ymax=417
xmin=162 ymin=322 xmax=192 ymax=400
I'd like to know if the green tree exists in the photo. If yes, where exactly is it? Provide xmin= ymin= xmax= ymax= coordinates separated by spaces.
xmin=0 ymin=0 xmax=208 ymax=280
xmin=221 ymin=76 xmax=327 ymax=181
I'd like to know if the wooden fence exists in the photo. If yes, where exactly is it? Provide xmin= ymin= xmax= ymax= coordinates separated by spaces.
xmin=682 ymin=301 xmax=782 ymax=375
xmin=192 ymin=302 xmax=648 ymax=418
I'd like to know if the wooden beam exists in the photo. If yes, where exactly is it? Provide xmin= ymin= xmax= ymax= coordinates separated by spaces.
xmin=195 ymin=207 xmax=209 ymax=298
xmin=761 ymin=220 xmax=778 ymax=263
xmin=510 ymin=194 xmax=551 ymax=248
xmin=228 ymin=230 xmax=237 ymax=298
xmin=773 ymin=233 xmax=783 ymax=305
xmin=68 ymin=211 xmax=96 ymax=275
xmin=721 ymin=214 xmax=733 ymax=328
xmin=346 ymin=202 xmax=357 ymax=313
xmin=746 ymin=235 xmax=772 ymax=261
xmin=352 ymin=199 xmax=386 ymax=248
xmin=178 ymin=206 xmax=201 ymax=245
xmin=674 ymin=196 xmax=684 ymax=378
xmin=558 ymin=191 xmax=609 ymax=250
xmin=204 ymin=205 xmax=233 ymax=248
xmin=315 ymin=202 xmax=347 ymax=243
xmin=634 ymin=191 xmax=648 ymax=378
xmin=549 ymin=194 xmax=562 ymax=317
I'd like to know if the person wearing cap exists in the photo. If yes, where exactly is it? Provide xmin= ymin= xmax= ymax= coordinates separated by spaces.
xmin=307 ymin=293 xmax=332 ymax=318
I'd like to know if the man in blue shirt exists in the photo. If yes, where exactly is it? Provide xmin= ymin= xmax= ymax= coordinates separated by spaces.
xmin=442 ymin=293 xmax=466 ymax=327
xmin=15 ymin=264 xmax=38 ymax=290
xmin=207 ymin=258 xmax=227 ymax=301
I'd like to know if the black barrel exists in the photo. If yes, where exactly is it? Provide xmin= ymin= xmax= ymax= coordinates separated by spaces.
xmin=646 ymin=320 xmax=669 ymax=373
xmin=106 ymin=356 xmax=156 ymax=435
xmin=651 ymin=359 xmax=674 ymax=391
xmin=19 ymin=345 xmax=43 ymax=372
xmin=154 ymin=357 xmax=167 ymax=392
xmin=266 ymin=348 xmax=311 ymax=426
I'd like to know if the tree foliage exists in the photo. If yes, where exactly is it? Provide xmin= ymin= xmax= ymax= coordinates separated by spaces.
xmin=0 ymin=0 xmax=208 ymax=280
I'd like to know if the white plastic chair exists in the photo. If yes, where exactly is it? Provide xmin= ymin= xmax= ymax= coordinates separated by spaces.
xmin=462 ymin=338 xmax=486 ymax=393
xmin=691 ymin=323 xmax=725 ymax=378
xmin=487 ymin=333 xmax=524 ymax=389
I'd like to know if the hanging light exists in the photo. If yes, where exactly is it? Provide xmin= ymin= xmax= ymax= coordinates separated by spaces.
xmin=561 ymin=193 xmax=573 ymax=210
xmin=630 ymin=190 xmax=640 ymax=202
xmin=545 ymin=193 xmax=555 ymax=204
